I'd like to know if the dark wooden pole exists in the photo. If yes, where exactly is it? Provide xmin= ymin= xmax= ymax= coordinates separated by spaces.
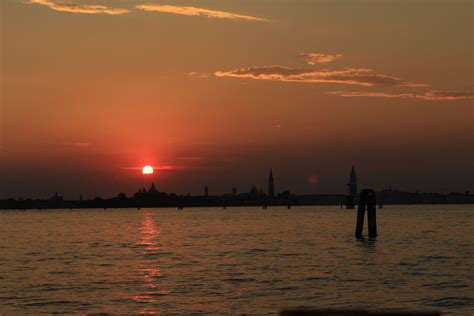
xmin=355 ymin=189 xmax=377 ymax=239
xmin=355 ymin=190 xmax=367 ymax=239
xmin=367 ymin=190 xmax=377 ymax=238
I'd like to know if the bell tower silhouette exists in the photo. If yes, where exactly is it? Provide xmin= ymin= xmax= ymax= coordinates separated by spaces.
xmin=349 ymin=166 xmax=357 ymax=196
xmin=268 ymin=169 xmax=275 ymax=198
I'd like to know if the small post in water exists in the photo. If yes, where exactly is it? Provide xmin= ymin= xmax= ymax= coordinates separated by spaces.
xmin=367 ymin=190 xmax=377 ymax=238
xmin=355 ymin=189 xmax=377 ymax=239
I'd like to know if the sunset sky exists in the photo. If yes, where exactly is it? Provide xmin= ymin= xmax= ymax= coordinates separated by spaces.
xmin=1 ymin=0 xmax=473 ymax=198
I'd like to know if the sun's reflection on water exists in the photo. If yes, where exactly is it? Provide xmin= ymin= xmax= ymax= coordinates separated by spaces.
xmin=132 ymin=210 xmax=170 ymax=312
xmin=136 ymin=211 xmax=161 ymax=251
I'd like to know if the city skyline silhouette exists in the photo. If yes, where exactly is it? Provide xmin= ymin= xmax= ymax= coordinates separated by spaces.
xmin=2 ymin=166 xmax=472 ymax=210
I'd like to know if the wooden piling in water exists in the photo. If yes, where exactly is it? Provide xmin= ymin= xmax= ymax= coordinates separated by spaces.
xmin=355 ymin=189 xmax=377 ymax=239
xmin=346 ymin=194 xmax=355 ymax=209
xmin=355 ymin=196 xmax=366 ymax=239
xmin=367 ymin=190 xmax=377 ymax=238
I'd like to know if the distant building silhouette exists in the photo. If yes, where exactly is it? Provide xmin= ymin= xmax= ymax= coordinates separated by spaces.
xmin=250 ymin=185 xmax=258 ymax=196
xmin=2 ymin=173 xmax=474 ymax=210
xmin=148 ymin=182 xmax=159 ymax=194
xmin=268 ymin=169 xmax=275 ymax=197
xmin=51 ymin=192 xmax=63 ymax=201
xmin=348 ymin=166 xmax=357 ymax=196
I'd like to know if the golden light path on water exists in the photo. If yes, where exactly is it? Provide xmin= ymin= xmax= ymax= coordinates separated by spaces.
xmin=133 ymin=211 xmax=169 ymax=313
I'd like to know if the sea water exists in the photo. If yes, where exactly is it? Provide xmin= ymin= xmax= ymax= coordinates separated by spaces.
xmin=0 ymin=205 xmax=473 ymax=314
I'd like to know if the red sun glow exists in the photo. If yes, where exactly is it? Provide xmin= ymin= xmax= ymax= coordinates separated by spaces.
xmin=142 ymin=165 xmax=154 ymax=175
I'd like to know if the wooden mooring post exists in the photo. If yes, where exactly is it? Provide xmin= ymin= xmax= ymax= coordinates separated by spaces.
xmin=345 ymin=194 xmax=355 ymax=209
xmin=355 ymin=189 xmax=377 ymax=239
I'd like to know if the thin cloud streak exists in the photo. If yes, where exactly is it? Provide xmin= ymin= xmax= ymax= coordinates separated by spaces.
xmin=416 ymin=91 xmax=474 ymax=100
xmin=328 ymin=90 xmax=474 ymax=100
xmin=189 ymin=72 xmax=210 ymax=78
xmin=29 ymin=0 xmax=129 ymax=15
xmin=328 ymin=91 xmax=413 ymax=98
xmin=300 ymin=53 xmax=343 ymax=65
xmin=136 ymin=4 xmax=268 ymax=21
xmin=215 ymin=65 xmax=426 ymax=87
xmin=121 ymin=166 xmax=179 ymax=171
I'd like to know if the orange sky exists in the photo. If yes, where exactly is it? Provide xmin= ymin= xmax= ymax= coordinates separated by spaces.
xmin=1 ymin=0 xmax=473 ymax=198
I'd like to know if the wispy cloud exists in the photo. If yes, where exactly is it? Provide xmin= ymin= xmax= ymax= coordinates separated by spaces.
xmin=189 ymin=72 xmax=210 ymax=78
xmin=328 ymin=91 xmax=413 ymax=98
xmin=29 ymin=0 xmax=129 ymax=15
xmin=328 ymin=90 xmax=474 ymax=100
xmin=299 ymin=53 xmax=343 ymax=65
xmin=215 ymin=65 xmax=426 ymax=87
xmin=416 ymin=91 xmax=474 ymax=100
xmin=121 ymin=165 xmax=179 ymax=171
xmin=136 ymin=4 xmax=268 ymax=21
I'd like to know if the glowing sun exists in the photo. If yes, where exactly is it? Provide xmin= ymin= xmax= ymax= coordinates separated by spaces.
xmin=142 ymin=165 xmax=154 ymax=175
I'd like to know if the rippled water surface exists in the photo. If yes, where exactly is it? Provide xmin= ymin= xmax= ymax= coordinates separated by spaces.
xmin=0 ymin=205 xmax=473 ymax=314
